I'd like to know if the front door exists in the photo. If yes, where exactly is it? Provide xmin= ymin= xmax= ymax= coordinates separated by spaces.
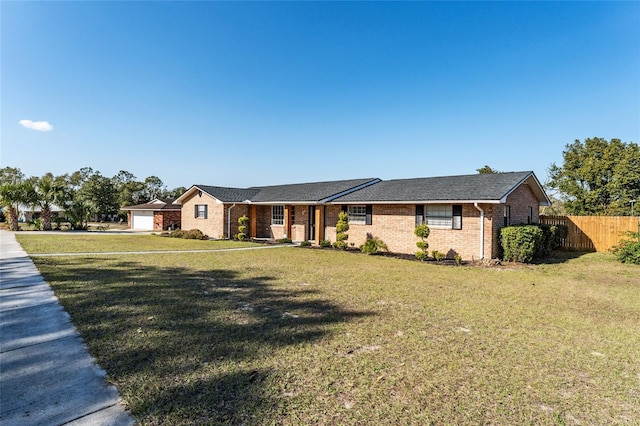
xmin=308 ymin=206 xmax=316 ymax=241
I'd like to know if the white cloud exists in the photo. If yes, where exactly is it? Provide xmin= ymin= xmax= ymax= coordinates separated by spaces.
xmin=19 ymin=119 xmax=53 ymax=132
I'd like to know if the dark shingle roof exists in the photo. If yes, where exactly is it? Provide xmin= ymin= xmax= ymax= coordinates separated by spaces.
xmin=247 ymin=178 xmax=379 ymax=203
xmin=122 ymin=199 xmax=181 ymax=211
xmin=194 ymin=185 xmax=261 ymax=203
xmin=332 ymin=171 xmax=538 ymax=203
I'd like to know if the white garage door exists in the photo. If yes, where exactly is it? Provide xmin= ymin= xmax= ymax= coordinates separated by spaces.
xmin=131 ymin=211 xmax=154 ymax=230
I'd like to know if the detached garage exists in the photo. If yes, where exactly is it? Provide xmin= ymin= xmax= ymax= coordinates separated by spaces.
xmin=122 ymin=199 xmax=182 ymax=231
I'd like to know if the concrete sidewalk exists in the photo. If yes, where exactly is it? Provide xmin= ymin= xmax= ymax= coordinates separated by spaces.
xmin=0 ymin=231 xmax=134 ymax=425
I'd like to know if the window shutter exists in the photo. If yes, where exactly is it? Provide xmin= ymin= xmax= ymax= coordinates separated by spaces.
xmin=194 ymin=205 xmax=198 ymax=218
xmin=365 ymin=205 xmax=372 ymax=225
xmin=452 ymin=205 xmax=462 ymax=230
xmin=204 ymin=205 xmax=208 ymax=219
xmin=415 ymin=205 xmax=424 ymax=226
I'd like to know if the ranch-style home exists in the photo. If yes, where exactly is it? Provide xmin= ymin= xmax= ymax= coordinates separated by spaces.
xmin=174 ymin=171 xmax=550 ymax=260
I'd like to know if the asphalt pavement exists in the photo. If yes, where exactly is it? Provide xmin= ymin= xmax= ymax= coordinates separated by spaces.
xmin=0 ymin=230 xmax=134 ymax=425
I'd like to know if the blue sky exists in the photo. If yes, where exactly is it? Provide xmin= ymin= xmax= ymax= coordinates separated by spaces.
xmin=2 ymin=1 xmax=639 ymax=190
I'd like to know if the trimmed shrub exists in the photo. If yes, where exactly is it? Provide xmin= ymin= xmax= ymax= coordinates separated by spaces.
xmin=415 ymin=251 xmax=429 ymax=261
xmin=277 ymin=237 xmax=293 ymax=244
xmin=500 ymin=225 xmax=544 ymax=263
xmin=169 ymin=229 xmax=208 ymax=240
xmin=501 ymin=223 xmax=569 ymax=263
xmin=611 ymin=232 xmax=640 ymax=265
xmin=237 ymin=215 xmax=249 ymax=241
xmin=334 ymin=211 xmax=350 ymax=250
xmin=360 ymin=235 xmax=388 ymax=255
xmin=299 ymin=240 xmax=312 ymax=247
xmin=414 ymin=224 xmax=430 ymax=261
xmin=319 ymin=239 xmax=332 ymax=248
xmin=432 ymin=250 xmax=445 ymax=261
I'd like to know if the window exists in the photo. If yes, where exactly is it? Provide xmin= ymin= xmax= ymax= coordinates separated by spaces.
xmin=452 ymin=205 xmax=463 ymax=230
xmin=346 ymin=205 xmax=372 ymax=225
xmin=272 ymin=205 xmax=284 ymax=225
xmin=503 ymin=205 xmax=511 ymax=227
xmin=527 ymin=206 xmax=533 ymax=224
xmin=194 ymin=204 xmax=207 ymax=219
xmin=348 ymin=205 xmax=367 ymax=224
xmin=418 ymin=204 xmax=462 ymax=229
xmin=425 ymin=205 xmax=453 ymax=228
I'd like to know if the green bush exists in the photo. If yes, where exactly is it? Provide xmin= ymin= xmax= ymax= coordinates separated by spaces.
xmin=299 ymin=240 xmax=312 ymax=247
xmin=237 ymin=215 xmax=249 ymax=241
xmin=360 ymin=235 xmax=388 ymax=255
xmin=500 ymin=225 xmax=544 ymax=263
xmin=319 ymin=239 xmax=332 ymax=248
xmin=415 ymin=251 xmax=429 ymax=261
xmin=169 ymin=229 xmax=208 ymax=240
xmin=277 ymin=237 xmax=293 ymax=244
xmin=500 ymin=223 xmax=568 ymax=263
xmin=414 ymin=224 xmax=430 ymax=261
xmin=432 ymin=250 xmax=445 ymax=261
xmin=611 ymin=232 xmax=640 ymax=265
xmin=454 ymin=254 xmax=463 ymax=265
xmin=535 ymin=223 xmax=568 ymax=258
xmin=334 ymin=211 xmax=349 ymax=250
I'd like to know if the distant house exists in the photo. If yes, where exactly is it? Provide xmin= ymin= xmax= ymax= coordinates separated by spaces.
xmin=17 ymin=204 xmax=65 ymax=223
xmin=175 ymin=171 xmax=550 ymax=259
xmin=121 ymin=199 xmax=181 ymax=231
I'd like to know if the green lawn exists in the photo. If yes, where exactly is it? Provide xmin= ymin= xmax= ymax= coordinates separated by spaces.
xmin=16 ymin=234 xmax=261 ymax=253
xmin=22 ymin=235 xmax=640 ymax=425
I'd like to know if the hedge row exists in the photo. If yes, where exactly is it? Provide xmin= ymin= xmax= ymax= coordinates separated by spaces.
xmin=500 ymin=224 xmax=568 ymax=263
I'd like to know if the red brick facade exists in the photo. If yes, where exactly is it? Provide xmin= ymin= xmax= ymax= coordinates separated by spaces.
xmin=180 ymin=181 xmax=543 ymax=260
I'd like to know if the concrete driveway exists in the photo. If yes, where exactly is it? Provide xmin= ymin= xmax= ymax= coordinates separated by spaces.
xmin=0 ymin=231 xmax=134 ymax=425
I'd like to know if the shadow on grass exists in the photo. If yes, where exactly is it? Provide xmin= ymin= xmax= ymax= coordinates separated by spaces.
xmin=531 ymin=250 xmax=595 ymax=265
xmin=33 ymin=256 xmax=373 ymax=424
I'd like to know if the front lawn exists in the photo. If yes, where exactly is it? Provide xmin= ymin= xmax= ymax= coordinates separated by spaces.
xmin=16 ymin=234 xmax=261 ymax=253
xmin=24 ymin=237 xmax=640 ymax=425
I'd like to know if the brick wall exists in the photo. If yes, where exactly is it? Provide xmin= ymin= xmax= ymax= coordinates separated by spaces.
xmin=180 ymin=192 xmax=225 ymax=238
xmin=324 ymin=203 xmax=502 ymax=260
xmin=153 ymin=210 xmax=181 ymax=231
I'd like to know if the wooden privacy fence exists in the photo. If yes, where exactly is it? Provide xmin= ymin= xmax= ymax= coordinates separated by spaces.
xmin=540 ymin=215 xmax=640 ymax=252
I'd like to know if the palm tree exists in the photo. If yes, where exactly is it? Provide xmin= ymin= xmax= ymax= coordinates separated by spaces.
xmin=33 ymin=173 xmax=67 ymax=230
xmin=0 ymin=181 xmax=36 ymax=231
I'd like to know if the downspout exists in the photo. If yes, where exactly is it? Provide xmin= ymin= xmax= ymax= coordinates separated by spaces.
xmin=227 ymin=204 xmax=236 ymax=239
xmin=474 ymin=203 xmax=485 ymax=260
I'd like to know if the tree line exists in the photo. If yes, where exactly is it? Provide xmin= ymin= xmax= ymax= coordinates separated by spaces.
xmin=0 ymin=166 xmax=186 ymax=231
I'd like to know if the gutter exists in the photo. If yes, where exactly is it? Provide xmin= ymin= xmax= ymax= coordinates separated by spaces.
xmin=227 ymin=204 xmax=236 ymax=239
xmin=474 ymin=203 xmax=485 ymax=259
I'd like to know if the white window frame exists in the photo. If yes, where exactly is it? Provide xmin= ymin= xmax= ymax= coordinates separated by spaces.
xmin=425 ymin=204 xmax=453 ymax=228
xmin=347 ymin=205 xmax=367 ymax=225
xmin=272 ymin=205 xmax=284 ymax=226
xmin=195 ymin=204 xmax=207 ymax=219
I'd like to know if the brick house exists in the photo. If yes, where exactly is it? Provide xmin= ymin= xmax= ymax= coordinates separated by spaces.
xmin=175 ymin=171 xmax=550 ymax=260
xmin=122 ymin=199 xmax=182 ymax=231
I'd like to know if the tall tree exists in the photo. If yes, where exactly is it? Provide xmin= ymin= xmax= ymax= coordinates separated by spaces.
xmin=79 ymin=172 xmax=119 ymax=220
xmin=548 ymin=137 xmax=640 ymax=215
xmin=476 ymin=165 xmax=501 ymax=174
xmin=32 ymin=173 xmax=67 ymax=230
xmin=0 ymin=167 xmax=36 ymax=231
xmin=142 ymin=176 xmax=167 ymax=200
xmin=112 ymin=170 xmax=145 ymax=207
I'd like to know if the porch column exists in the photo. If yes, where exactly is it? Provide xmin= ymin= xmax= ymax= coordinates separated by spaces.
xmin=284 ymin=205 xmax=292 ymax=239
xmin=250 ymin=205 xmax=257 ymax=239
xmin=315 ymin=206 xmax=324 ymax=243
